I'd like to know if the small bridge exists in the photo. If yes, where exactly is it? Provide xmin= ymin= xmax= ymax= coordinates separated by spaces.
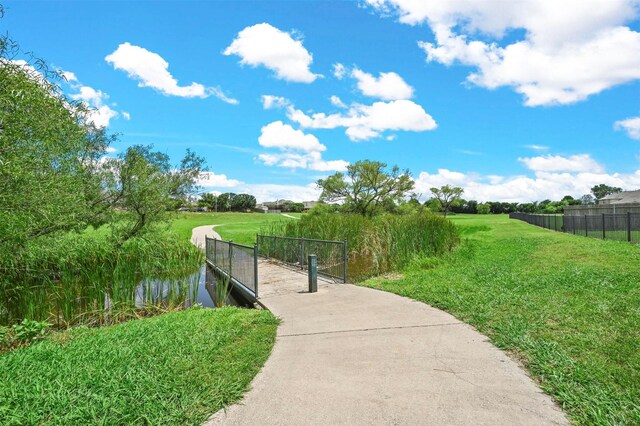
xmin=202 ymin=234 xmax=347 ymax=303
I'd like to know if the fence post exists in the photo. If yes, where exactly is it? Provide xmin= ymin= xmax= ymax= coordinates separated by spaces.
xmin=255 ymin=235 xmax=260 ymax=258
xmin=300 ymin=238 xmax=305 ymax=270
xmin=572 ymin=215 xmax=576 ymax=235
xmin=343 ymin=240 xmax=348 ymax=283
xmin=628 ymin=212 xmax=632 ymax=242
xmin=254 ymin=243 xmax=259 ymax=299
xmin=308 ymin=254 xmax=317 ymax=293
xmin=213 ymin=238 xmax=217 ymax=265
xmin=584 ymin=215 xmax=588 ymax=237
xmin=602 ymin=213 xmax=606 ymax=240
xmin=228 ymin=241 xmax=233 ymax=279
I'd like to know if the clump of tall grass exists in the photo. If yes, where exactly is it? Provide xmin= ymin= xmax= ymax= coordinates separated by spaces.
xmin=0 ymin=229 xmax=203 ymax=327
xmin=261 ymin=211 xmax=459 ymax=280
xmin=213 ymin=274 xmax=232 ymax=308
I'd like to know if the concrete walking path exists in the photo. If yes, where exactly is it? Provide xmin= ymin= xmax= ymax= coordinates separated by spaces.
xmin=191 ymin=226 xmax=568 ymax=425
xmin=191 ymin=225 xmax=222 ymax=249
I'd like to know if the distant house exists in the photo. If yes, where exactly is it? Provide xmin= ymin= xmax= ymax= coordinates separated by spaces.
xmin=599 ymin=190 xmax=640 ymax=205
xmin=302 ymin=200 xmax=317 ymax=211
xmin=565 ymin=189 xmax=640 ymax=215
xmin=254 ymin=204 xmax=269 ymax=213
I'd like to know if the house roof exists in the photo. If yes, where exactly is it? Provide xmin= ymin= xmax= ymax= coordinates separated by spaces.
xmin=601 ymin=190 xmax=640 ymax=204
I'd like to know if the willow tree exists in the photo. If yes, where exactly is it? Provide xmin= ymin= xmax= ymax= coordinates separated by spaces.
xmin=104 ymin=145 xmax=204 ymax=243
xmin=0 ymin=31 xmax=112 ymax=252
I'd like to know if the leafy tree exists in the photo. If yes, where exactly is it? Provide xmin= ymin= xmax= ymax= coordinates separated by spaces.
xmin=105 ymin=145 xmax=204 ymax=242
xmin=198 ymin=193 xmax=217 ymax=210
xmin=397 ymin=197 xmax=423 ymax=215
xmin=424 ymin=198 xmax=441 ymax=213
xmin=0 ymin=27 xmax=113 ymax=251
xmin=281 ymin=202 xmax=304 ymax=213
xmin=591 ymin=184 xmax=622 ymax=201
xmin=430 ymin=185 xmax=464 ymax=216
xmin=317 ymin=160 xmax=414 ymax=216
xmin=477 ymin=203 xmax=491 ymax=214
xmin=451 ymin=199 xmax=478 ymax=214
xmin=307 ymin=202 xmax=340 ymax=216
xmin=580 ymin=194 xmax=595 ymax=205
xmin=517 ymin=202 xmax=537 ymax=213
xmin=216 ymin=192 xmax=236 ymax=212
xmin=230 ymin=193 xmax=257 ymax=211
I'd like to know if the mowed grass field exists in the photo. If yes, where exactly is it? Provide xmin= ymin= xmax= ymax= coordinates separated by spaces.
xmin=361 ymin=214 xmax=640 ymax=425
xmin=171 ymin=212 xmax=301 ymax=245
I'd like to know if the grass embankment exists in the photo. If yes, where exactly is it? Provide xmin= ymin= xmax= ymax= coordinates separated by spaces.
xmin=361 ymin=214 xmax=640 ymax=425
xmin=0 ymin=308 xmax=278 ymax=425
xmin=171 ymin=212 xmax=300 ymax=245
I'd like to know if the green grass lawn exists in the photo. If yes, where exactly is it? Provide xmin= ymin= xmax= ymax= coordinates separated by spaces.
xmin=171 ymin=212 xmax=299 ymax=245
xmin=0 ymin=308 xmax=278 ymax=425
xmin=361 ymin=214 xmax=640 ymax=425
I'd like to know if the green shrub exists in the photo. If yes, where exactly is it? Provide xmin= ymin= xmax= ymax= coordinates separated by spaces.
xmin=262 ymin=211 xmax=459 ymax=279
xmin=12 ymin=319 xmax=50 ymax=343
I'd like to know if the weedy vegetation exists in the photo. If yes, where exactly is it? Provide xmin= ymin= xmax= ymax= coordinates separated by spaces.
xmin=262 ymin=211 xmax=460 ymax=280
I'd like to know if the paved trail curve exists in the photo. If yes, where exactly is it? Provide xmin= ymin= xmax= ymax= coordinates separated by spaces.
xmin=191 ymin=225 xmax=568 ymax=425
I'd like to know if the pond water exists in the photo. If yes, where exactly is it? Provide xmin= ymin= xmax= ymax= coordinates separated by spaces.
xmin=0 ymin=264 xmax=250 ymax=327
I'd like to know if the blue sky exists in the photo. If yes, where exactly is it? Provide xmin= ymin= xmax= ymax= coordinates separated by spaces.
xmin=4 ymin=0 xmax=640 ymax=202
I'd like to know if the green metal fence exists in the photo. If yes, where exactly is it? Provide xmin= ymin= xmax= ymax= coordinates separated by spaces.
xmin=256 ymin=234 xmax=347 ymax=282
xmin=509 ymin=212 xmax=640 ymax=243
xmin=205 ymin=236 xmax=258 ymax=300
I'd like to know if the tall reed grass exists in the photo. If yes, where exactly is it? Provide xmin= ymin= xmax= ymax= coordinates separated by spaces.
xmin=0 ymin=230 xmax=203 ymax=327
xmin=261 ymin=212 xmax=459 ymax=280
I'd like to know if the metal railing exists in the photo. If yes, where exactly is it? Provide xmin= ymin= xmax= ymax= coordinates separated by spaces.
xmin=509 ymin=212 xmax=640 ymax=243
xmin=256 ymin=235 xmax=347 ymax=282
xmin=205 ymin=237 xmax=258 ymax=300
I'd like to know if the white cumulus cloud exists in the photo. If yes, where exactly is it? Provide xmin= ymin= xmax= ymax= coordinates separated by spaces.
xmin=65 ymin=73 xmax=123 ymax=128
xmin=258 ymin=151 xmax=348 ymax=172
xmin=518 ymin=154 xmax=604 ymax=173
xmin=414 ymin=167 xmax=640 ymax=203
xmin=197 ymin=171 xmax=243 ymax=188
xmin=224 ymin=23 xmax=320 ymax=83
xmin=367 ymin=0 xmax=640 ymax=106
xmin=287 ymin=99 xmax=437 ymax=141
xmin=257 ymin=121 xmax=347 ymax=171
xmin=106 ymin=42 xmax=238 ymax=104
xmin=258 ymin=121 xmax=326 ymax=152
xmin=615 ymin=116 xmax=640 ymax=140
xmin=333 ymin=63 xmax=347 ymax=79
xmin=351 ymin=68 xmax=414 ymax=100
xmin=261 ymin=95 xmax=291 ymax=109
xmin=330 ymin=95 xmax=347 ymax=108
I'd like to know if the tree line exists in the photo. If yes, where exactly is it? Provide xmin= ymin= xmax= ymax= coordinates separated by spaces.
xmin=424 ymin=183 xmax=624 ymax=215
xmin=315 ymin=160 xmax=627 ymax=217
xmin=195 ymin=193 xmax=257 ymax=212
